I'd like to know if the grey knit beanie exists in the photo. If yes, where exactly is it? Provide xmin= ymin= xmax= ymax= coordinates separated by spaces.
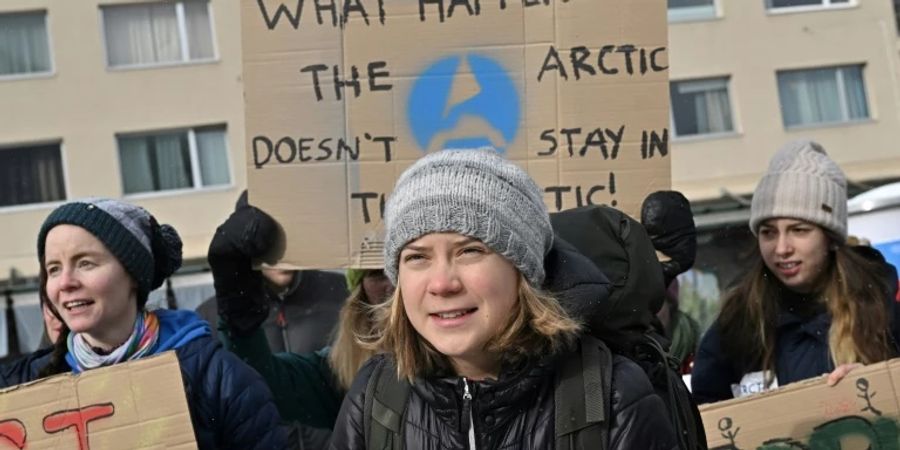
xmin=383 ymin=148 xmax=553 ymax=287
xmin=37 ymin=198 xmax=183 ymax=307
xmin=749 ymin=140 xmax=848 ymax=240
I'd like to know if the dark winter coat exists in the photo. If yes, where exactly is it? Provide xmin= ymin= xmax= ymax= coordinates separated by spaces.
xmin=692 ymin=306 xmax=832 ymax=404
xmin=0 ymin=310 xmax=287 ymax=449
xmin=330 ymin=348 xmax=678 ymax=450
xmin=692 ymin=287 xmax=900 ymax=405
xmin=221 ymin=326 xmax=343 ymax=430
xmin=198 ymin=269 xmax=349 ymax=354
xmin=328 ymin=237 xmax=678 ymax=450
xmin=205 ymin=269 xmax=348 ymax=449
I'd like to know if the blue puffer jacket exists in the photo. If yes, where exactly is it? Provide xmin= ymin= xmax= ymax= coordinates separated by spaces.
xmin=0 ymin=309 xmax=287 ymax=449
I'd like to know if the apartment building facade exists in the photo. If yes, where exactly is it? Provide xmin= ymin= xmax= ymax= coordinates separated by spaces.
xmin=668 ymin=0 xmax=900 ymax=325
xmin=0 ymin=0 xmax=245 ymax=279
xmin=0 ymin=0 xmax=245 ymax=356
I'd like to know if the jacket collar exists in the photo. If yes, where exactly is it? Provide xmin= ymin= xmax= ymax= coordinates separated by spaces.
xmin=410 ymin=351 xmax=561 ymax=433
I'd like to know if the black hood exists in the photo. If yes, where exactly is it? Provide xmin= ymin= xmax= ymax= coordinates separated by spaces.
xmin=542 ymin=235 xmax=611 ymax=325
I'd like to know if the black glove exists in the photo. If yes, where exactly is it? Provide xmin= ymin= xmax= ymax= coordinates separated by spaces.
xmin=208 ymin=203 xmax=279 ymax=336
xmin=640 ymin=191 xmax=697 ymax=286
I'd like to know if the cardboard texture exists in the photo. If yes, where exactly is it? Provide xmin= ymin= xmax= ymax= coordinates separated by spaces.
xmin=0 ymin=352 xmax=196 ymax=449
xmin=243 ymin=0 xmax=671 ymax=269
xmin=700 ymin=358 xmax=900 ymax=449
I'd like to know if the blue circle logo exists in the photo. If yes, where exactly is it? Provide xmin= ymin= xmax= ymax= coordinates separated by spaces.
xmin=407 ymin=54 xmax=520 ymax=153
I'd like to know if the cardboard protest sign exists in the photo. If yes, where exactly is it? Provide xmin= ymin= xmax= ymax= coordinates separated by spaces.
xmin=0 ymin=352 xmax=195 ymax=449
xmin=700 ymin=358 xmax=900 ymax=449
xmin=243 ymin=0 xmax=671 ymax=269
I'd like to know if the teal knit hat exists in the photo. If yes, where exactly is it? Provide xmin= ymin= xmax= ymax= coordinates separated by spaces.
xmin=37 ymin=199 xmax=182 ymax=307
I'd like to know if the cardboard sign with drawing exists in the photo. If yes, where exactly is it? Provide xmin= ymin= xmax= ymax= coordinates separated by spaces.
xmin=0 ymin=352 xmax=195 ymax=450
xmin=242 ymin=0 xmax=671 ymax=269
xmin=701 ymin=358 xmax=900 ymax=450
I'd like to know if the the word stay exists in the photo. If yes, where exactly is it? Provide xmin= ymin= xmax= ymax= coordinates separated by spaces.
xmin=538 ymin=125 xmax=625 ymax=159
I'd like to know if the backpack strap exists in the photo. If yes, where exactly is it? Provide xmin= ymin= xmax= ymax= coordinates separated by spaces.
xmin=555 ymin=336 xmax=613 ymax=450
xmin=633 ymin=334 xmax=708 ymax=450
xmin=364 ymin=358 xmax=410 ymax=450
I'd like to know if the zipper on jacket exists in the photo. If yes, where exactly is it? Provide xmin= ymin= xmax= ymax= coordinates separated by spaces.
xmin=463 ymin=378 xmax=476 ymax=450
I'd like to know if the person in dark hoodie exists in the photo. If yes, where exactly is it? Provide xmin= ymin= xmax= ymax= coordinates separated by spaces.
xmin=641 ymin=190 xmax=702 ymax=372
xmin=692 ymin=141 xmax=900 ymax=404
xmin=0 ymin=198 xmax=286 ymax=449
xmin=329 ymin=148 xmax=677 ymax=449
xmin=197 ymin=191 xmax=349 ymax=355
xmin=208 ymin=192 xmax=392 ymax=448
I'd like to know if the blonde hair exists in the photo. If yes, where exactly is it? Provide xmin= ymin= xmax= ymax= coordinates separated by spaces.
xmin=824 ymin=248 xmax=893 ymax=366
xmin=327 ymin=284 xmax=381 ymax=391
xmin=362 ymin=273 xmax=581 ymax=381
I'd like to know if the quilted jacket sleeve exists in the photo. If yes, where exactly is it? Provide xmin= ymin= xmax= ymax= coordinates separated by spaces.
xmin=201 ymin=343 xmax=289 ymax=449
xmin=691 ymin=322 xmax=739 ymax=404
xmin=607 ymin=355 xmax=679 ymax=450
xmin=328 ymin=355 xmax=383 ymax=450
xmin=0 ymin=347 xmax=52 ymax=388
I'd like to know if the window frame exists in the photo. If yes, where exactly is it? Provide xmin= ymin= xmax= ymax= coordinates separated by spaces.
xmin=669 ymin=75 xmax=739 ymax=141
xmin=0 ymin=9 xmax=56 ymax=82
xmin=99 ymin=0 xmax=219 ymax=71
xmin=117 ymin=124 xmax=233 ymax=199
xmin=776 ymin=64 xmax=871 ymax=130
xmin=765 ymin=0 xmax=855 ymax=15
xmin=0 ymin=139 xmax=69 ymax=213
xmin=668 ymin=0 xmax=720 ymax=23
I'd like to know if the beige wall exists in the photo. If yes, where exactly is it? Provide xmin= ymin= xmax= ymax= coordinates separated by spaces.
xmin=0 ymin=0 xmax=246 ymax=278
xmin=669 ymin=0 xmax=900 ymax=200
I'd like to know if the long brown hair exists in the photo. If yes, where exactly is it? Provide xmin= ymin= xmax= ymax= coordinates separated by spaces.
xmin=363 ymin=273 xmax=581 ymax=381
xmin=718 ymin=242 xmax=895 ymax=377
xmin=327 ymin=283 xmax=381 ymax=391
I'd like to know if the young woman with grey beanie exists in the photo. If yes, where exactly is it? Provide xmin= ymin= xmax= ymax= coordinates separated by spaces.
xmin=692 ymin=140 xmax=900 ymax=404
xmin=329 ymin=148 xmax=678 ymax=449
xmin=0 ymin=198 xmax=287 ymax=449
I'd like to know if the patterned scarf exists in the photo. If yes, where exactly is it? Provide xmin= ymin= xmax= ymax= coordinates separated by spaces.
xmin=68 ymin=310 xmax=160 ymax=372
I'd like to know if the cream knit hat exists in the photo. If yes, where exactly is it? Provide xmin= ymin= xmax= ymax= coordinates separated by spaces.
xmin=749 ymin=140 xmax=847 ymax=240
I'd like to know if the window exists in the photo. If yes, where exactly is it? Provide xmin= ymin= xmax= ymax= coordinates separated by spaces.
xmin=894 ymin=0 xmax=900 ymax=34
xmin=0 ymin=11 xmax=51 ymax=77
xmin=668 ymin=0 xmax=716 ymax=22
xmin=766 ymin=0 xmax=850 ymax=11
xmin=118 ymin=125 xmax=230 ymax=195
xmin=670 ymin=77 xmax=734 ymax=137
xmin=777 ymin=65 xmax=868 ymax=128
xmin=0 ymin=143 xmax=65 ymax=207
xmin=102 ymin=0 xmax=215 ymax=68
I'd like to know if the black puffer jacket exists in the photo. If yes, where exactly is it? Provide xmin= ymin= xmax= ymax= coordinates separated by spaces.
xmin=328 ymin=238 xmax=678 ymax=450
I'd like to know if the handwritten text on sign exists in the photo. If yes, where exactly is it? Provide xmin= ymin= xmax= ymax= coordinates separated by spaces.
xmin=243 ymin=0 xmax=670 ymax=268
xmin=0 ymin=403 xmax=114 ymax=450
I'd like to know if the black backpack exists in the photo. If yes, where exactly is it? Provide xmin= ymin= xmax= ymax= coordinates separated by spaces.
xmin=363 ymin=336 xmax=615 ymax=450
xmin=550 ymin=205 xmax=707 ymax=450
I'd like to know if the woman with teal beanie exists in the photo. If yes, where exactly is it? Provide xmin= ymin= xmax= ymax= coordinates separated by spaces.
xmin=0 ymin=198 xmax=286 ymax=449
